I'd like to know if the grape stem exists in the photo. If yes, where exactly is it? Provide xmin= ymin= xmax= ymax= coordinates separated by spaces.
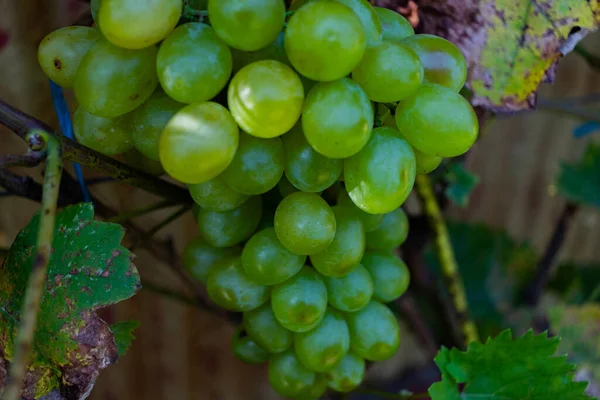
xmin=182 ymin=0 xmax=209 ymax=21
xmin=3 ymin=132 xmax=63 ymax=400
xmin=414 ymin=174 xmax=480 ymax=346
xmin=129 ymin=205 xmax=190 ymax=250
xmin=107 ymin=199 xmax=178 ymax=223
xmin=0 ymin=151 xmax=46 ymax=168
xmin=0 ymin=99 xmax=192 ymax=205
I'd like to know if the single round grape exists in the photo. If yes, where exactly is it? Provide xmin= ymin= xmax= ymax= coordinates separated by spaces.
xmin=243 ymin=303 xmax=293 ymax=353
xmin=73 ymin=107 xmax=133 ymax=156
xmin=157 ymin=23 xmax=232 ymax=104
xmin=221 ymin=132 xmax=285 ymax=195
xmin=323 ymin=264 xmax=373 ymax=312
xmin=98 ymin=0 xmax=181 ymax=49
xmin=401 ymin=34 xmax=467 ymax=92
xmin=282 ymin=123 xmax=343 ymax=193
xmin=122 ymin=148 xmax=165 ymax=176
xmin=278 ymin=175 xmax=300 ymax=198
xmin=310 ymin=206 xmax=365 ymax=277
xmin=344 ymin=126 xmax=416 ymax=214
xmin=302 ymin=78 xmax=373 ymax=159
xmin=331 ymin=0 xmax=382 ymax=47
xmin=128 ymin=91 xmax=183 ymax=161
xmin=208 ymin=0 xmax=285 ymax=51
xmin=326 ymin=352 xmax=365 ymax=392
xmin=74 ymin=38 xmax=158 ymax=118
xmin=395 ymin=84 xmax=478 ymax=157
xmin=374 ymin=6 xmax=414 ymax=42
xmin=414 ymin=148 xmax=443 ymax=174
xmin=268 ymin=350 xmax=316 ymax=397
xmin=294 ymin=309 xmax=350 ymax=372
xmin=271 ymin=267 xmax=328 ymax=332
xmin=38 ymin=26 xmax=101 ymax=88
xmin=346 ymin=301 xmax=400 ymax=361
xmin=365 ymin=208 xmax=409 ymax=251
xmin=352 ymin=41 xmax=423 ymax=102
xmin=295 ymin=374 xmax=328 ymax=400
xmin=242 ymin=228 xmax=306 ymax=285
xmin=188 ymin=177 xmax=250 ymax=212
xmin=196 ymin=196 xmax=262 ymax=247
xmin=284 ymin=1 xmax=366 ymax=81
xmin=337 ymin=189 xmax=383 ymax=232
xmin=232 ymin=327 xmax=269 ymax=364
xmin=159 ymin=102 xmax=239 ymax=184
xmin=362 ymin=252 xmax=410 ymax=302
xmin=183 ymin=236 xmax=241 ymax=283
xmin=228 ymin=60 xmax=304 ymax=138
xmin=206 ymin=257 xmax=269 ymax=312
xmin=274 ymin=192 xmax=336 ymax=255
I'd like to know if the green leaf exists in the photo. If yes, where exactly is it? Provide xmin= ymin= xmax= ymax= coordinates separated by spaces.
xmin=557 ymin=143 xmax=600 ymax=208
xmin=0 ymin=203 xmax=141 ymax=398
xmin=444 ymin=163 xmax=479 ymax=208
xmin=547 ymin=262 xmax=600 ymax=304
xmin=429 ymin=329 xmax=592 ymax=400
xmin=418 ymin=0 xmax=600 ymax=111
xmin=110 ymin=320 xmax=139 ymax=358
xmin=425 ymin=222 xmax=537 ymax=338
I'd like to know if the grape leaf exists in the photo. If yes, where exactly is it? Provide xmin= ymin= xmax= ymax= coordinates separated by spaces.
xmin=0 ymin=203 xmax=141 ymax=399
xmin=557 ymin=143 xmax=600 ymax=208
xmin=429 ymin=329 xmax=592 ymax=399
xmin=443 ymin=163 xmax=479 ymax=207
xmin=110 ymin=321 xmax=139 ymax=358
xmin=415 ymin=0 xmax=600 ymax=112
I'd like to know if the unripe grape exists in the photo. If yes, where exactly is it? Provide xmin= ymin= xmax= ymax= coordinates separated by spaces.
xmin=365 ymin=208 xmax=409 ymax=251
xmin=244 ymin=303 xmax=294 ymax=353
xmin=326 ymin=352 xmax=365 ymax=392
xmin=374 ymin=6 xmax=414 ymax=42
xmin=322 ymin=264 xmax=373 ymax=312
xmin=268 ymin=350 xmax=316 ymax=397
xmin=73 ymin=107 xmax=133 ymax=156
xmin=183 ymin=236 xmax=241 ymax=283
xmin=337 ymin=189 xmax=383 ymax=232
xmin=188 ymin=177 xmax=250 ymax=213
xmin=345 ymin=301 xmax=400 ymax=361
xmin=122 ymin=148 xmax=165 ymax=176
xmin=232 ymin=327 xmax=269 ymax=364
xmin=331 ymin=0 xmax=383 ymax=47
xmin=362 ymin=252 xmax=410 ymax=302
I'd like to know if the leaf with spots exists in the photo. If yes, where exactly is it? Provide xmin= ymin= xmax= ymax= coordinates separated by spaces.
xmin=0 ymin=203 xmax=141 ymax=399
xmin=414 ymin=0 xmax=600 ymax=111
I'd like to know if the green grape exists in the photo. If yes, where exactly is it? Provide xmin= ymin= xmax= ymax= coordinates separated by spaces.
xmin=38 ymin=26 xmax=101 ymax=88
xmin=337 ymin=189 xmax=383 ymax=232
xmin=228 ymin=60 xmax=304 ymax=138
xmin=91 ymin=0 xmax=100 ymax=20
xmin=331 ymin=0 xmax=382 ymax=47
xmin=323 ymin=264 xmax=373 ymax=312
xmin=414 ymin=150 xmax=442 ymax=174
xmin=157 ymin=23 xmax=232 ymax=104
xmin=196 ymin=196 xmax=262 ymax=247
xmin=278 ymin=175 xmax=300 ymax=198
xmin=232 ymin=327 xmax=269 ymax=364
xmin=294 ymin=374 xmax=328 ymax=400
xmin=394 ymin=84 xmax=478 ymax=157
xmin=122 ymin=148 xmax=165 ymax=176
xmin=374 ymin=6 xmax=414 ymax=42
xmin=326 ymin=352 xmax=365 ymax=392
xmin=243 ymin=303 xmax=293 ymax=353
xmin=183 ymin=236 xmax=241 ymax=283
xmin=310 ymin=206 xmax=365 ymax=277
xmin=159 ymin=102 xmax=239 ymax=184
xmin=73 ymin=107 xmax=133 ymax=156
xmin=344 ymin=126 xmax=416 ymax=214
xmin=221 ymin=132 xmax=285 ymax=195
xmin=271 ymin=267 xmax=328 ymax=332
xmin=128 ymin=91 xmax=182 ymax=161
xmin=302 ymin=78 xmax=373 ymax=159
xmin=188 ymin=177 xmax=250 ymax=212
xmin=401 ymin=34 xmax=467 ymax=92
xmin=284 ymin=1 xmax=366 ymax=82
xmin=362 ymin=252 xmax=410 ymax=302
xmin=74 ymin=38 xmax=158 ymax=118
xmin=346 ymin=301 xmax=400 ymax=361
xmin=268 ymin=350 xmax=316 ymax=397
xmin=282 ymin=123 xmax=343 ymax=193
xmin=365 ymin=208 xmax=409 ymax=251
xmin=274 ymin=192 xmax=336 ymax=255
xmin=97 ymin=0 xmax=181 ymax=49
xmin=294 ymin=309 xmax=350 ymax=372
xmin=242 ymin=228 xmax=306 ymax=285
xmin=206 ymin=257 xmax=269 ymax=311
xmin=352 ymin=41 xmax=423 ymax=102
xmin=208 ymin=0 xmax=285 ymax=51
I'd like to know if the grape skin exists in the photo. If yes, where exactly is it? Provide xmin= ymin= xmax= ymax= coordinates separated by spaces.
xmin=243 ymin=303 xmax=294 ymax=353
xmin=72 ymin=107 xmax=133 ymax=156
xmin=362 ymin=252 xmax=411 ymax=302
xmin=183 ymin=236 xmax=241 ymax=283
xmin=268 ymin=350 xmax=316 ymax=397
xmin=374 ymin=6 xmax=414 ymax=42
xmin=322 ymin=264 xmax=373 ymax=313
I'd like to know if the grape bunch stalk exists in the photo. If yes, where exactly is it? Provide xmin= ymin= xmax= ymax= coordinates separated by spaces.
xmin=37 ymin=0 xmax=478 ymax=397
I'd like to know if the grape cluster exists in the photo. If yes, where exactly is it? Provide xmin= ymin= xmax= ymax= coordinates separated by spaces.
xmin=38 ymin=0 xmax=478 ymax=397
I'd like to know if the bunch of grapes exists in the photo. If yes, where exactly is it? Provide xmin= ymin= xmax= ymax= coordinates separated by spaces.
xmin=38 ymin=0 xmax=478 ymax=397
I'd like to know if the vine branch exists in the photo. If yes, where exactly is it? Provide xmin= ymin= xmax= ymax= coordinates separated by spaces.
xmin=0 ymin=151 xmax=46 ymax=168
xmin=3 ymin=132 xmax=63 ymax=400
xmin=415 ymin=174 xmax=479 ymax=346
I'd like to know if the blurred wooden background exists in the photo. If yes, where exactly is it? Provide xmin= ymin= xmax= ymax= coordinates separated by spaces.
xmin=0 ymin=0 xmax=599 ymax=399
